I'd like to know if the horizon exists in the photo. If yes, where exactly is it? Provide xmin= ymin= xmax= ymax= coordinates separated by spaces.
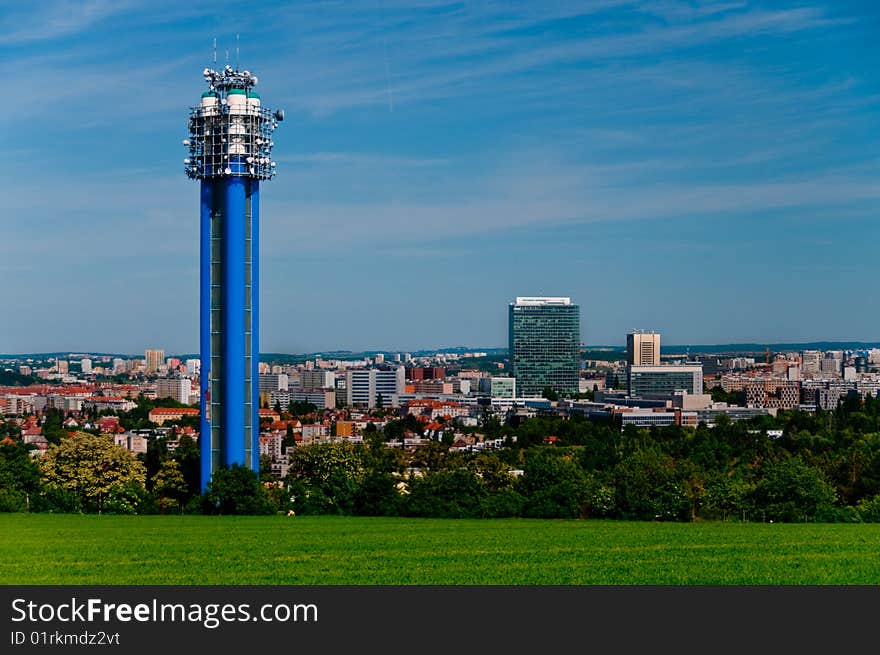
xmin=3 ymin=1 xmax=878 ymax=353
xmin=5 ymin=339 xmax=880 ymax=361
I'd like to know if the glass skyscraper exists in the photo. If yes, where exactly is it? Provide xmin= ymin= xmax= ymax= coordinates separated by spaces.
xmin=509 ymin=297 xmax=580 ymax=397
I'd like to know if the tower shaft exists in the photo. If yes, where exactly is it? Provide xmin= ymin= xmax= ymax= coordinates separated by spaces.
xmin=186 ymin=64 xmax=281 ymax=491
xmin=199 ymin=179 xmax=260 ymax=488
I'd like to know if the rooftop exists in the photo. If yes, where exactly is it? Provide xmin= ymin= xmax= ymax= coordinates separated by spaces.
xmin=513 ymin=297 xmax=572 ymax=306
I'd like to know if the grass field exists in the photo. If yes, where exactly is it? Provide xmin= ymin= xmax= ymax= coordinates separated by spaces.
xmin=3 ymin=514 xmax=880 ymax=585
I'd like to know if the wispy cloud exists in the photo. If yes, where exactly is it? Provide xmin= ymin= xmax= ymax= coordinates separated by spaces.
xmin=2 ymin=0 xmax=136 ymax=44
xmin=4 ymin=0 xmax=878 ymax=351
xmin=277 ymin=152 xmax=449 ymax=167
xmin=263 ymin=2 xmax=847 ymax=114
xmin=256 ymin=151 xmax=880 ymax=253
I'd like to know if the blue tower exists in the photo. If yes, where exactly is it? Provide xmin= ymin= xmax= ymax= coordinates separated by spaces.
xmin=184 ymin=65 xmax=283 ymax=490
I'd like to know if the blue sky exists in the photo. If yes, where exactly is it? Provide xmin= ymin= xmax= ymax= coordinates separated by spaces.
xmin=2 ymin=0 xmax=878 ymax=355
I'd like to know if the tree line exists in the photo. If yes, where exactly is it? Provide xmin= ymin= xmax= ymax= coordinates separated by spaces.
xmin=2 ymin=391 xmax=880 ymax=521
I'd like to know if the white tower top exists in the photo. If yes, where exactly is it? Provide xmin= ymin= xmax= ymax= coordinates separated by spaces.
xmin=513 ymin=297 xmax=572 ymax=306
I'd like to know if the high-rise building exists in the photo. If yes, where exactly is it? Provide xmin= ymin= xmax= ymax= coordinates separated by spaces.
xmin=299 ymin=370 xmax=335 ymax=390
xmin=145 ymin=349 xmax=165 ymax=373
xmin=802 ymin=350 xmax=821 ymax=375
xmin=405 ymin=367 xmax=446 ymax=381
xmin=345 ymin=368 xmax=405 ymax=407
xmin=509 ymin=297 xmax=580 ymax=397
xmin=80 ymin=358 xmax=92 ymax=374
xmin=184 ymin=64 xmax=284 ymax=490
xmin=258 ymin=373 xmax=289 ymax=393
xmin=156 ymin=378 xmax=193 ymax=405
xmin=627 ymin=331 xmax=661 ymax=366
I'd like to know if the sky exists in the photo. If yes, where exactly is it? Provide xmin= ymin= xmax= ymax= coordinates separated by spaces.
xmin=2 ymin=0 xmax=878 ymax=355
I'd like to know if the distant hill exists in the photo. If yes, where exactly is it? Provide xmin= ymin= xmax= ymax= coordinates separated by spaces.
xmin=661 ymin=342 xmax=880 ymax=354
xmin=3 ymin=342 xmax=877 ymax=362
xmin=0 ymin=370 xmax=39 ymax=386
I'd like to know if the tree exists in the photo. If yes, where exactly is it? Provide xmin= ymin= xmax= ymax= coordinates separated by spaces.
xmin=204 ymin=464 xmax=275 ymax=515
xmin=519 ymin=449 xmax=590 ymax=518
xmin=703 ymin=472 xmax=753 ymax=521
xmin=40 ymin=432 xmax=146 ymax=513
xmin=353 ymin=471 xmax=402 ymax=516
xmin=857 ymin=494 xmax=880 ymax=522
xmin=404 ymin=469 xmax=487 ymax=518
xmin=710 ymin=387 xmax=746 ymax=406
xmin=285 ymin=442 xmax=366 ymax=514
xmin=143 ymin=436 xmax=169 ymax=491
xmin=750 ymin=457 xmax=838 ymax=522
xmin=154 ymin=459 xmax=187 ymax=513
xmin=288 ymin=401 xmax=317 ymax=417
xmin=410 ymin=440 xmax=461 ymax=474
xmin=542 ymin=387 xmax=559 ymax=401
xmin=0 ymin=439 xmax=40 ymax=512
xmin=613 ymin=449 xmax=691 ymax=521
xmin=173 ymin=434 xmax=200 ymax=498
xmin=260 ymin=454 xmax=274 ymax=480
xmin=283 ymin=423 xmax=296 ymax=451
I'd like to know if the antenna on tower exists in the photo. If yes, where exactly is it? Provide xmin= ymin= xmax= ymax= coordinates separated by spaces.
xmin=225 ymin=49 xmax=229 ymax=66
xmin=213 ymin=37 xmax=217 ymax=65
xmin=236 ymin=33 xmax=240 ymax=69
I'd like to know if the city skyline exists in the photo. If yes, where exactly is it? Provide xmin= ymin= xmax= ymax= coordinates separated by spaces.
xmin=3 ymin=1 xmax=879 ymax=354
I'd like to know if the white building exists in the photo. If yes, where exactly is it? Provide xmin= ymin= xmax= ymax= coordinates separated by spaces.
xmin=628 ymin=365 xmax=703 ymax=397
xmin=270 ymin=389 xmax=336 ymax=410
xmin=258 ymin=373 xmax=289 ymax=392
xmin=627 ymin=331 xmax=661 ymax=366
xmin=299 ymin=370 xmax=336 ymax=390
xmin=301 ymin=423 xmax=330 ymax=444
xmin=490 ymin=377 xmax=516 ymax=399
xmin=345 ymin=367 xmax=405 ymax=408
xmin=155 ymin=378 xmax=193 ymax=405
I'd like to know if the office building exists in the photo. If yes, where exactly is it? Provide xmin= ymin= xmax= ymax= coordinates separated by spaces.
xmin=628 ymin=365 xmax=703 ymax=398
xmin=820 ymin=358 xmax=841 ymax=375
xmin=406 ymin=367 xmax=447 ymax=381
xmin=491 ymin=377 xmax=516 ymax=399
xmin=270 ymin=389 xmax=337 ymax=410
xmin=145 ymin=349 xmax=165 ymax=373
xmin=627 ymin=331 xmax=661 ymax=366
xmin=345 ymin=367 xmax=405 ymax=407
xmin=802 ymin=350 xmax=821 ymax=375
xmin=300 ymin=370 xmax=335 ymax=390
xmin=258 ymin=373 xmax=289 ymax=393
xmin=184 ymin=64 xmax=284 ymax=490
xmin=509 ymin=297 xmax=580 ymax=397
xmin=155 ymin=378 xmax=193 ymax=405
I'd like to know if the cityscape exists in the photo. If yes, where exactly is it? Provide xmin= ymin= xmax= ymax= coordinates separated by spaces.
xmin=4 ymin=295 xmax=880 ymax=485
xmin=3 ymin=1 xmax=880 ymax=607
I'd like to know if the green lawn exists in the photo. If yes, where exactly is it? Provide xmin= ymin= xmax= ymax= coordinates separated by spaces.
xmin=2 ymin=514 xmax=879 ymax=585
